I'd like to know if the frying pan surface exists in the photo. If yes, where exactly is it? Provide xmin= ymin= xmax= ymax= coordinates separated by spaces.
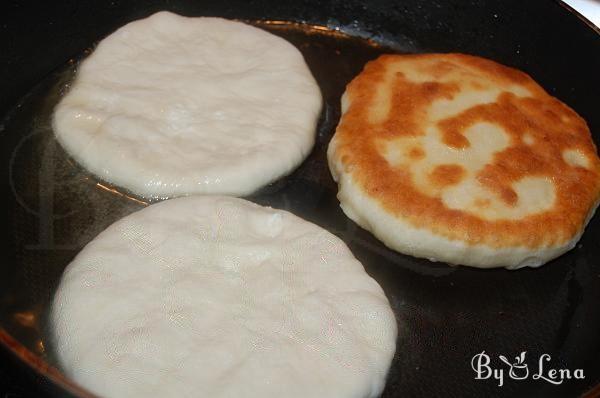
xmin=1 ymin=0 xmax=599 ymax=397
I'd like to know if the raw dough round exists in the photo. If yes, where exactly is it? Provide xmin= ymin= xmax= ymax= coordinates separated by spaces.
xmin=51 ymin=196 xmax=397 ymax=398
xmin=53 ymin=11 xmax=322 ymax=198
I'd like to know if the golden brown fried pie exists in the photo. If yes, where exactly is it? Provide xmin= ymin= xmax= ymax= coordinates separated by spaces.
xmin=328 ymin=53 xmax=600 ymax=269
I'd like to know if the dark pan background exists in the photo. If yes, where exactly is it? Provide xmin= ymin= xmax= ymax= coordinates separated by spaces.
xmin=1 ymin=0 xmax=599 ymax=397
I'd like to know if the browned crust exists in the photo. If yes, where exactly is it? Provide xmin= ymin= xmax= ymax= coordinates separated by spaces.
xmin=332 ymin=53 xmax=600 ymax=248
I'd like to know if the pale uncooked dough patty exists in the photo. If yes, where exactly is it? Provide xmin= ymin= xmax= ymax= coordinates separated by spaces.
xmin=53 ymin=11 xmax=322 ymax=198
xmin=51 ymin=196 xmax=397 ymax=398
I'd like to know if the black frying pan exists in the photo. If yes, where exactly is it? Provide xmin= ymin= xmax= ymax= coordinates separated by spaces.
xmin=1 ymin=0 xmax=599 ymax=397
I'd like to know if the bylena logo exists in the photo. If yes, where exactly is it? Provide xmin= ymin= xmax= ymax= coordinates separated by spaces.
xmin=471 ymin=351 xmax=585 ymax=387
xmin=498 ymin=351 xmax=529 ymax=380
